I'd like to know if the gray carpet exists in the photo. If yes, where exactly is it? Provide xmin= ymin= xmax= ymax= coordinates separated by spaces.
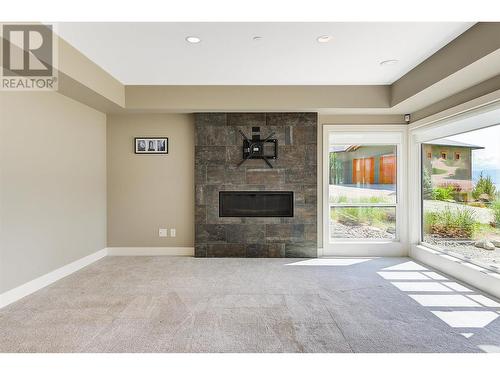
xmin=0 ymin=256 xmax=499 ymax=353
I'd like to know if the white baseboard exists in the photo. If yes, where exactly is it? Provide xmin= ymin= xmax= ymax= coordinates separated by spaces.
xmin=0 ymin=248 xmax=107 ymax=309
xmin=106 ymin=247 xmax=194 ymax=256
xmin=410 ymin=245 xmax=500 ymax=299
xmin=0 ymin=246 xmax=195 ymax=309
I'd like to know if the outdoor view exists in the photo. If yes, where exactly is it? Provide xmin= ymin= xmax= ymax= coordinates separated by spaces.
xmin=421 ymin=124 xmax=500 ymax=270
xmin=329 ymin=144 xmax=397 ymax=240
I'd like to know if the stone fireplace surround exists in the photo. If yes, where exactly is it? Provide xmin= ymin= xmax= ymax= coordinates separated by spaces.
xmin=195 ymin=113 xmax=317 ymax=257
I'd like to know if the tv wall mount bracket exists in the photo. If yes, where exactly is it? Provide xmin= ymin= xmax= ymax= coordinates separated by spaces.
xmin=237 ymin=127 xmax=278 ymax=169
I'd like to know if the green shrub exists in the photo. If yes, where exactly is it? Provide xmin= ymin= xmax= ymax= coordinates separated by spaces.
xmin=424 ymin=206 xmax=478 ymax=238
xmin=492 ymin=199 xmax=500 ymax=226
xmin=432 ymin=167 xmax=447 ymax=175
xmin=472 ymin=172 xmax=496 ymax=201
xmin=331 ymin=206 xmax=391 ymax=228
xmin=331 ymin=195 xmax=389 ymax=204
xmin=431 ymin=186 xmax=455 ymax=201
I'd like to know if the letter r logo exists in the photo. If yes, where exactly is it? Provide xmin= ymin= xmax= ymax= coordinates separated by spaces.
xmin=2 ymin=24 xmax=53 ymax=77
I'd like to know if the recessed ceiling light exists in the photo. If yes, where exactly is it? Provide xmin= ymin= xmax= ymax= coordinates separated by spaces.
xmin=185 ymin=36 xmax=201 ymax=44
xmin=253 ymin=36 xmax=263 ymax=41
xmin=380 ymin=59 xmax=399 ymax=66
xmin=317 ymin=35 xmax=332 ymax=43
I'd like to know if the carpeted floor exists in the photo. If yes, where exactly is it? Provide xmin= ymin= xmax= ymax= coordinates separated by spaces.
xmin=0 ymin=256 xmax=499 ymax=353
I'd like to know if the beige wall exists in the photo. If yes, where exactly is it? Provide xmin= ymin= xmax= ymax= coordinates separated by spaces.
xmin=107 ymin=114 xmax=194 ymax=247
xmin=0 ymin=91 xmax=106 ymax=293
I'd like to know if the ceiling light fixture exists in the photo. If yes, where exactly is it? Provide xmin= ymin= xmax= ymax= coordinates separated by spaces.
xmin=185 ymin=36 xmax=201 ymax=44
xmin=317 ymin=35 xmax=332 ymax=43
xmin=380 ymin=59 xmax=399 ymax=66
xmin=252 ymin=36 xmax=263 ymax=41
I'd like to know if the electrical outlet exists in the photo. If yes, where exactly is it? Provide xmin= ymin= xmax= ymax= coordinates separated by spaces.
xmin=159 ymin=228 xmax=168 ymax=237
xmin=170 ymin=228 xmax=176 ymax=237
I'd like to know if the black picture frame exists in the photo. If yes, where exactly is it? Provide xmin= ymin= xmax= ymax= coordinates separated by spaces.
xmin=134 ymin=137 xmax=168 ymax=154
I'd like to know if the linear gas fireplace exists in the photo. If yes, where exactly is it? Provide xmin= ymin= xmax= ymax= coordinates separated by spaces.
xmin=219 ymin=191 xmax=294 ymax=217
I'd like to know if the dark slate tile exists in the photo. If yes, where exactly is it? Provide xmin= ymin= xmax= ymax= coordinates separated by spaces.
xmin=285 ymin=126 xmax=293 ymax=145
xmin=227 ymin=113 xmax=266 ymax=128
xmin=225 ymin=225 xmax=245 ymax=243
xmin=266 ymin=113 xmax=316 ymax=127
xmin=294 ymin=126 xmax=317 ymax=145
xmin=294 ymin=190 xmax=305 ymax=205
xmin=226 ymin=225 xmax=266 ymax=244
xmin=246 ymin=169 xmax=285 ymax=185
xmin=282 ymin=204 xmax=317 ymax=224
xmin=207 ymin=244 xmax=245 ymax=257
xmin=195 ymin=113 xmax=227 ymax=127
xmin=285 ymin=242 xmax=317 ymax=258
xmin=266 ymin=126 xmax=286 ymax=145
xmin=195 ymin=185 xmax=206 ymax=205
xmin=197 ymin=126 xmax=226 ymax=146
xmin=204 ymin=185 xmax=220 ymax=207
xmin=275 ymin=145 xmax=306 ymax=167
xmin=207 ymin=206 xmax=242 ymax=224
xmin=296 ymin=113 xmax=318 ymax=127
xmin=195 ymin=205 xmax=207 ymax=224
xmin=224 ymin=167 xmax=245 ymax=185
xmin=285 ymin=168 xmax=316 ymax=185
xmin=305 ymin=224 xmax=317 ymax=242
xmin=266 ymin=224 xmax=291 ymax=241
xmin=242 ymin=158 xmax=276 ymax=169
xmin=266 ymin=224 xmax=304 ymax=242
xmin=225 ymin=126 xmax=239 ymax=146
xmin=226 ymin=146 xmax=242 ymax=166
xmin=207 ymin=165 xmax=225 ymax=184
xmin=246 ymin=225 xmax=266 ymax=244
xmin=304 ymin=185 xmax=317 ymax=205
xmin=268 ymin=243 xmax=286 ymax=258
xmin=305 ymin=144 xmax=317 ymax=165
xmin=196 ymin=146 xmax=226 ymax=164
xmin=196 ymin=224 xmax=227 ymax=243
xmin=195 ymin=164 xmax=206 ymax=185
xmin=246 ymin=244 xmax=269 ymax=258
xmin=194 ymin=244 xmax=207 ymax=257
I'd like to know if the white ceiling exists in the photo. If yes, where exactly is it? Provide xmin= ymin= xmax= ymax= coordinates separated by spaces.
xmin=56 ymin=22 xmax=474 ymax=85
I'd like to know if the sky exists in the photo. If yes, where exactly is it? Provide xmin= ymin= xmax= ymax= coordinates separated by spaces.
xmin=446 ymin=124 xmax=500 ymax=172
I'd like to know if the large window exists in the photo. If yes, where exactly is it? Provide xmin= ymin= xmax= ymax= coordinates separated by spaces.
xmin=328 ymin=142 xmax=398 ymax=241
xmin=421 ymin=124 xmax=500 ymax=270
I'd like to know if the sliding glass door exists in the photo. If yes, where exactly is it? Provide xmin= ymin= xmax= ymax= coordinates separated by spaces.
xmin=323 ymin=127 xmax=406 ymax=256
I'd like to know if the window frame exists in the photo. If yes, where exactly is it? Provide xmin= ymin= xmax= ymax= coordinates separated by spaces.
xmin=322 ymin=125 xmax=407 ymax=256
xmin=408 ymin=101 xmax=500 ymax=273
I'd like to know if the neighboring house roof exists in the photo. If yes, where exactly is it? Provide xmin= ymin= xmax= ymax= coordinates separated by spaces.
xmin=425 ymin=138 xmax=484 ymax=150
xmin=329 ymin=138 xmax=484 ymax=154
xmin=329 ymin=145 xmax=378 ymax=153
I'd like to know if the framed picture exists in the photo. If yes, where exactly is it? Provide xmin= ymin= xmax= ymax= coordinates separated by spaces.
xmin=135 ymin=137 xmax=168 ymax=154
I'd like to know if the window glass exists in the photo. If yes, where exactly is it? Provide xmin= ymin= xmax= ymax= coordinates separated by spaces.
xmin=421 ymin=125 xmax=500 ymax=269
xmin=329 ymin=145 xmax=397 ymax=204
xmin=329 ymin=144 xmax=397 ymax=241
xmin=331 ymin=207 xmax=396 ymax=239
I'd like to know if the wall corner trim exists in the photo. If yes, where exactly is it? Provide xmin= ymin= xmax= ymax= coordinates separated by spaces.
xmin=106 ymin=247 xmax=194 ymax=256
xmin=0 ymin=248 xmax=108 ymax=309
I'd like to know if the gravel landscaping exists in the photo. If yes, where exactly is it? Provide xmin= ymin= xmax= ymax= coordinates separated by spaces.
xmin=423 ymin=235 xmax=500 ymax=269
xmin=331 ymin=222 xmax=394 ymax=239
